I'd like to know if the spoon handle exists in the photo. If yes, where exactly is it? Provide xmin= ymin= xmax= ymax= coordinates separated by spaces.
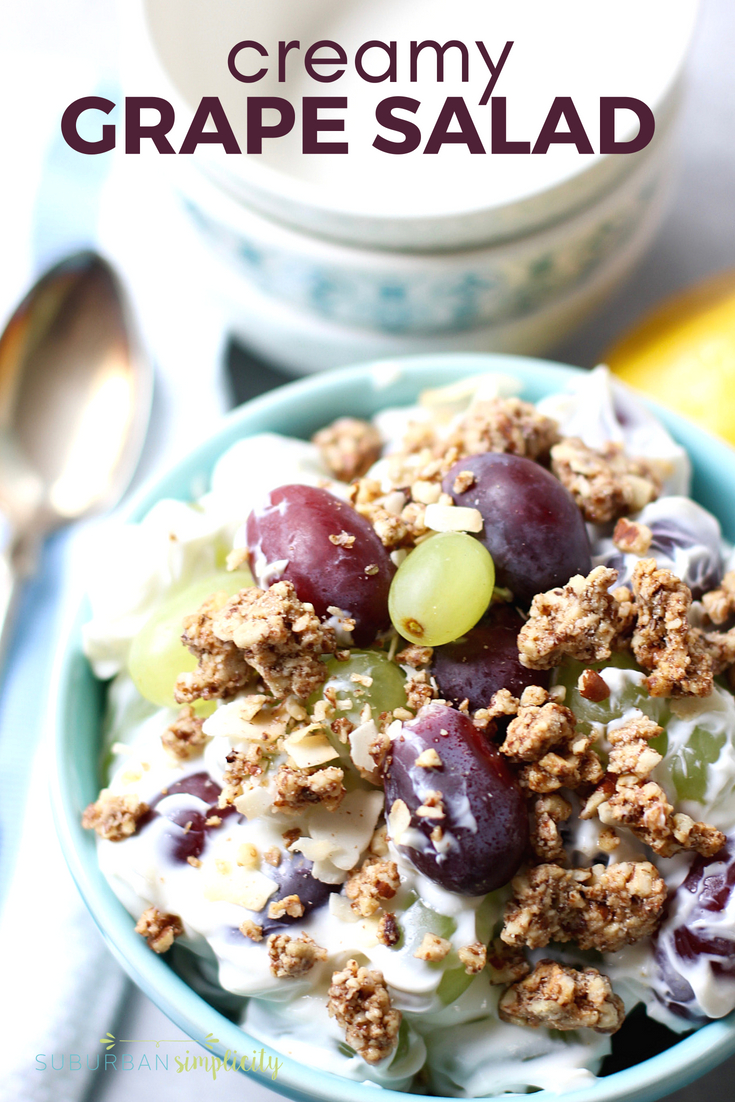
xmin=0 ymin=548 xmax=22 ymax=671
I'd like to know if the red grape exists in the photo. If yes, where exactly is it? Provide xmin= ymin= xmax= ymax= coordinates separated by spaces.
xmin=653 ymin=840 xmax=735 ymax=1022
xmin=254 ymin=851 xmax=340 ymax=936
xmin=145 ymin=772 xmax=235 ymax=864
xmin=246 ymin=484 xmax=394 ymax=646
xmin=384 ymin=703 xmax=528 ymax=895
xmin=431 ymin=605 xmax=550 ymax=712
xmin=443 ymin=453 xmax=592 ymax=605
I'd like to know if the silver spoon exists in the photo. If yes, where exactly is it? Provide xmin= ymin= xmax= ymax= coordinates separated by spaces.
xmin=0 ymin=252 xmax=151 ymax=662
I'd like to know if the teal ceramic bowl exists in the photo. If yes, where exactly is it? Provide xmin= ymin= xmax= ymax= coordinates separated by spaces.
xmin=51 ymin=352 xmax=735 ymax=1102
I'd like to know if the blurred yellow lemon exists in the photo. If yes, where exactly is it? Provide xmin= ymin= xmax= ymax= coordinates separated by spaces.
xmin=606 ymin=270 xmax=735 ymax=446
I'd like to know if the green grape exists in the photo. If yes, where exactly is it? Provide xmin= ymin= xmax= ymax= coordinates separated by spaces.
xmin=388 ymin=533 xmax=495 ymax=646
xmin=128 ymin=569 xmax=252 ymax=707
xmin=555 ymin=655 xmax=668 ymax=748
xmin=670 ymin=726 xmax=726 ymax=802
xmin=316 ymin=650 xmax=407 ymax=726
xmin=398 ymin=898 xmax=456 ymax=952
xmin=436 ymin=965 xmax=473 ymax=1006
xmin=389 ymin=1021 xmax=410 ymax=1067
xmin=396 ymin=899 xmax=475 ymax=1005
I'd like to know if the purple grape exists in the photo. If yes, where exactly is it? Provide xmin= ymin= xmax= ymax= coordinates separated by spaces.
xmin=443 ymin=453 xmax=591 ymax=605
xmin=653 ymin=841 xmax=735 ymax=1022
xmin=253 ymin=850 xmax=341 ymax=936
xmin=431 ymin=605 xmax=550 ymax=711
xmin=143 ymin=772 xmax=236 ymax=865
xmin=383 ymin=703 xmax=528 ymax=895
xmin=246 ymin=484 xmax=394 ymax=646
xmin=594 ymin=498 xmax=723 ymax=600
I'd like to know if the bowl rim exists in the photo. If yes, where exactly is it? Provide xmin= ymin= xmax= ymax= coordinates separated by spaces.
xmin=50 ymin=350 xmax=735 ymax=1102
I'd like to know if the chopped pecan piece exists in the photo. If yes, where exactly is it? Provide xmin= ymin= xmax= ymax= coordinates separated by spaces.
xmin=272 ymin=764 xmax=345 ymax=814
xmin=345 ymin=857 xmax=400 ymax=917
xmin=327 ymin=960 xmax=401 ymax=1065
xmin=268 ymin=932 xmax=327 ymax=978
xmin=458 ymin=941 xmax=489 ymax=975
xmin=161 ymin=705 xmax=207 ymax=760
xmin=174 ymin=592 xmax=253 ymax=702
xmin=501 ymin=861 xmax=666 ymax=952
xmin=613 ymin=517 xmax=653 ymax=555
xmin=453 ymin=470 xmax=476 ymax=494
xmin=376 ymin=912 xmax=401 ymax=947
xmin=499 ymin=961 xmax=625 ymax=1034
xmin=210 ymin=581 xmax=337 ymax=700
xmin=312 ymin=417 xmax=382 ymax=482
xmin=414 ymin=933 xmax=451 ymax=961
xmin=268 ymin=894 xmax=304 ymax=920
xmin=395 ymin=644 xmax=434 ymax=668
xmin=82 ymin=790 xmax=149 ymax=841
xmin=239 ymin=917 xmax=264 ymax=941
xmin=551 ymin=437 xmax=660 ymax=524
xmin=405 ymin=670 xmax=438 ymax=712
xmin=518 ymin=567 xmax=634 ymax=671
xmin=134 ymin=907 xmax=183 ymax=953
xmin=631 ymin=560 xmax=714 ymax=697
xmin=577 ymin=668 xmax=610 ymax=703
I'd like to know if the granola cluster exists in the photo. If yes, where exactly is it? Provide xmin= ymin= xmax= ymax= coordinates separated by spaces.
xmin=161 ymin=706 xmax=207 ymax=760
xmin=347 ymin=397 xmax=559 ymax=552
xmin=312 ymin=417 xmax=383 ymax=482
xmin=702 ymin=570 xmax=735 ymax=625
xmin=499 ymin=961 xmax=625 ymax=1034
xmin=345 ymin=856 xmax=401 ymax=917
xmin=501 ymin=861 xmax=666 ymax=953
xmin=576 ymin=714 xmax=725 ymax=858
xmin=327 ymin=960 xmax=401 ymax=1064
xmin=518 ymin=559 xmax=735 ymax=703
xmin=528 ymin=793 xmax=572 ymax=862
xmin=446 ymin=397 xmax=560 ymax=461
xmin=205 ymin=581 xmax=337 ymax=700
xmin=267 ymin=932 xmax=327 ymax=978
xmin=631 ymin=559 xmax=715 ymax=697
xmin=518 ymin=567 xmax=635 ymax=670
xmin=550 ymin=437 xmax=661 ymax=524
xmin=82 ymin=790 xmax=149 ymax=841
xmin=583 ymin=774 xmax=725 ymax=858
xmin=272 ymin=764 xmax=346 ymax=814
xmin=174 ymin=591 xmax=253 ymax=702
xmin=496 ymin=686 xmax=602 ymax=794
xmin=348 ymin=478 xmax=433 ymax=551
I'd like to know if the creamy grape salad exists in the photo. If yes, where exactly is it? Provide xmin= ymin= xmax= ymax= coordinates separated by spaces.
xmin=82 ymin=367 xmax=735 ymax=1096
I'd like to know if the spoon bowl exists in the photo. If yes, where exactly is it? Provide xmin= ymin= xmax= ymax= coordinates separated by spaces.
xmin=0 ymin=252 xmax=151 ymax=654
